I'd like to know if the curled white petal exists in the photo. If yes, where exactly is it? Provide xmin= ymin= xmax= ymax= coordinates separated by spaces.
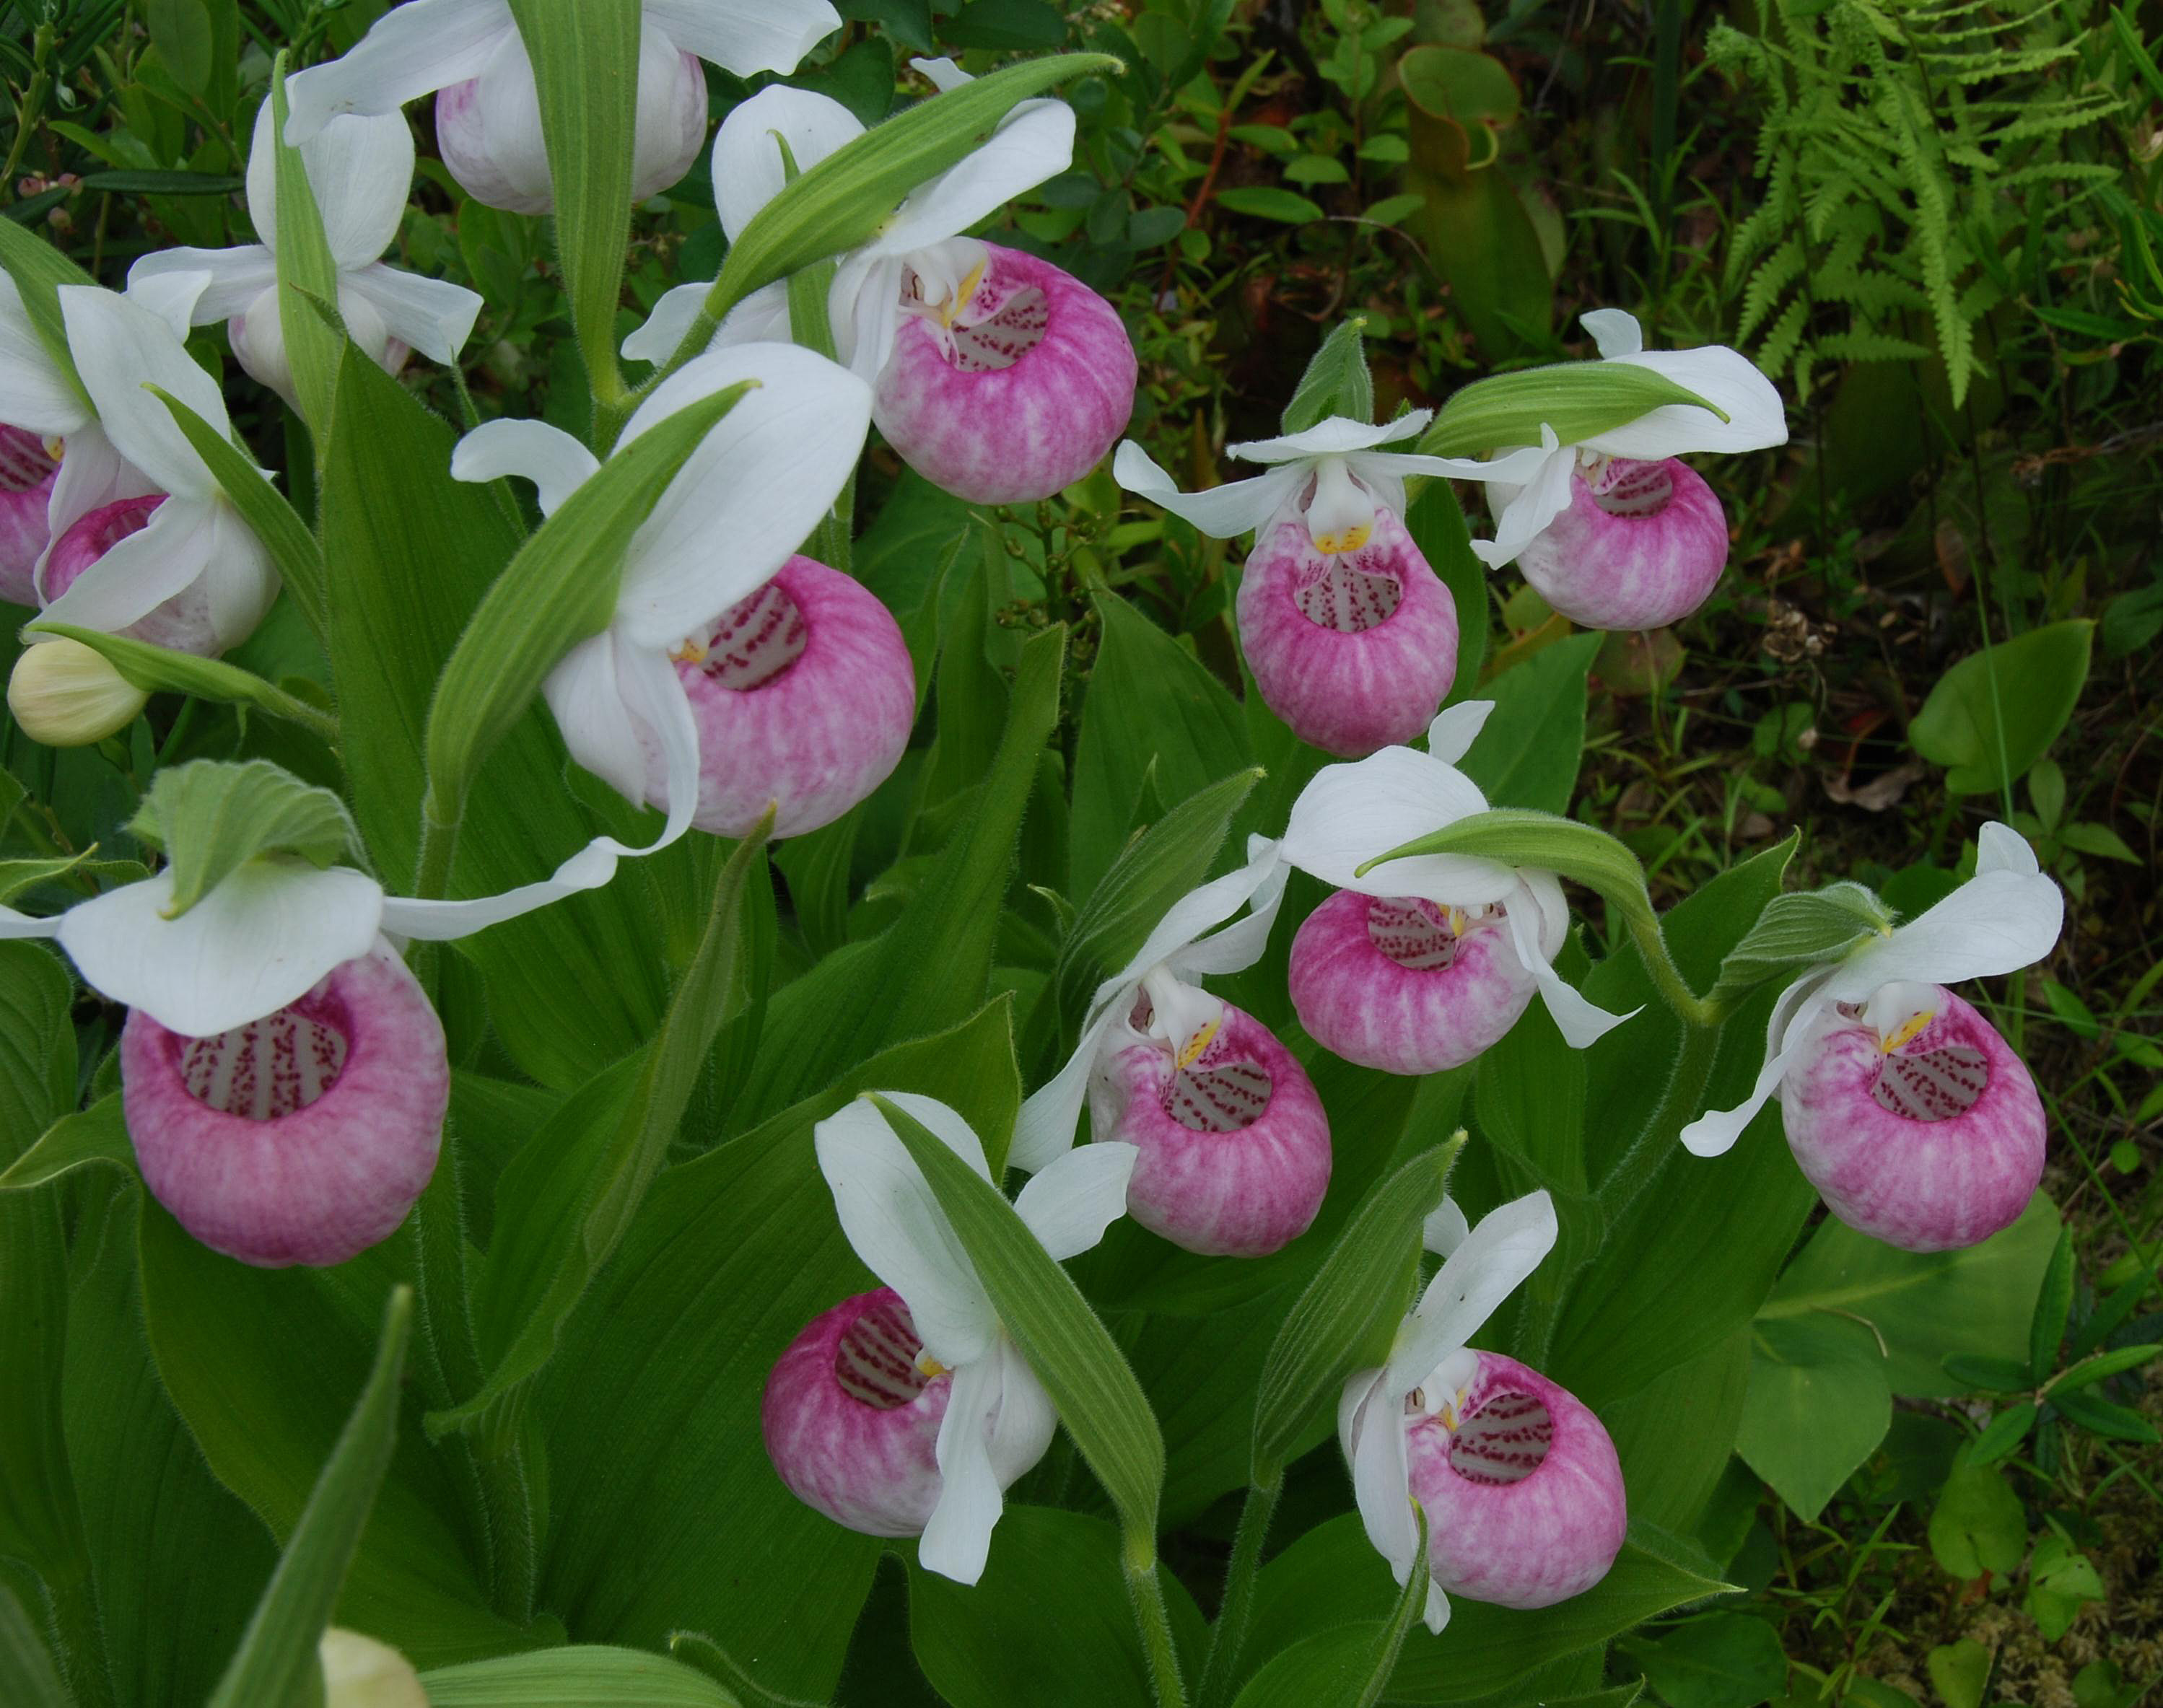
xmin=1425 ymin=700 xmax=1493 ymax=766
xmin=642 ymin=0 xmax=841 ymax=76
xmin=1282 ymin=747 xmax=1516 ymax=907
xmin=35 ymin=496 xmax=222 ymax=638
xmin=1580 ymin=307 xmax=1643 ymax=358
xmin=1111 ymin=442 xmax=1306 ymax=540
xmin=710 ymin=84 xmax=863 ymax=242
xmin=1469 ymin=433 xmax=1575 ymax=570
xmin=1386 ymin=1190 xmax=1557 ymax=1394
xmin=1013 ymin=1142 xmax=1138 ymax=1259
xmin=59 ymin=285 xmax=227 ymax=500
xmin=450 ymin=419 xmax=598 ymax=516
xmin=1229 ymin=413 xmax=1433 ymax=463
xmin=128 ymin=247 xmax=278 ymax=328
xmin=0 ymin=272 xmax=91 ymax=436
xmin=1009 ymin=1005 xmax=1119 ymax=1174
xmin=339 ymin=264 xmax=483 ymax=367
xmin=1503 ymin=878 xmax=1637 ymax=1049
xmin=623 ymin=280 xmax=712 ymax=367
xmin=284 ymin=0 xmax=514 ymax=142
xmin=920 ymin=1352 xmax=1008 ymax=1585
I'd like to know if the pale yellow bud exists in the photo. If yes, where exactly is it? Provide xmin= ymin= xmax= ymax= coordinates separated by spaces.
xmin=318 ymin=1629 xmax=428 ymax=1708
xmin=6 ymin=639 xmax=148 ymax=746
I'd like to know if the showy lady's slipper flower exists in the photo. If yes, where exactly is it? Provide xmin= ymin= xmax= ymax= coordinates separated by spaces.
xmin=0 ymin=283 xmax=278 ymax=709
xmin=1681 ymin=823 xmax=2062 ymax=1252
xmin=450 ymin=343 xmax=891 ymax=841
xmin=1010 ymin=838 xmax=1332 ymax=1258
xmin=284 ymin=0 xmax=842 ymax=215
xmin=766 ymin=1092 xmax=1136 ymax=1581
xmin=1114 ymin=416 xmax=1464 ymax=756
xmin=129 ymin=104 xmax=484 ymax=408
xmin=0 ymin=421 xmax=60 ymax=608
xmin=1282 ymin=702 xmax=1633 ymax=1069
xmin=1438 ymin=310 xmax=1786 ymax=631
xmin=1340 ymin=1191 xmax=1625 ymax=1629
xmin=626 ymin=65 xmax=1136 ymax=506
xmin=0 ymin=822 xmax=620 ymax=1267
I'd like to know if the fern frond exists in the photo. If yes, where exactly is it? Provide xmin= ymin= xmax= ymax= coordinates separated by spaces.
xmin=1739 ymin=235 xmax=1809 ymax=343
xmin=1807 ymin=329 xmax=1934 ymax=363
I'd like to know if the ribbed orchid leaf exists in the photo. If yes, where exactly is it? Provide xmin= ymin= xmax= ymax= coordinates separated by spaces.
xmin=1709 ymin=882 xmax=1893 ymax=1003
xmin=30 ymin=622 xmax=336 ymax=745
xmin=1360 ymin=808 xmax=1652 ymax=923
xmin=205 ymin=1287 xmax=413 ymax=1708
xmin=420 ymin=1645 xmax=739 ymax=1705
xmin=1417 ymin=364 xmax=1720 ymax=458
xmin=127 ymin=758 xmax=362 ymax=917
xmin=268 ymin=55 xmax=344 ymax=436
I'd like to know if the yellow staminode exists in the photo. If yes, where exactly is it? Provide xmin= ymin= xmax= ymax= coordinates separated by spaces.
xmin=1880 ymin=1009 xmax=1935 ymax=1054
xmin=1176 ymin=1015 xmax=1221 ymax=1070
xmin=670 ymin=635 xmax=708 ymax=665
xmin=936 ymin=257 xmax=989 ymax=328
xmin=914 ymin=1347 xmax=950 ymax=1380
xmin=1311 ymin=520 xmax=1372 ymax=556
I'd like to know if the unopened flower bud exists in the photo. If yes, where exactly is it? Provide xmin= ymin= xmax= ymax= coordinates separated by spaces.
xmin=7 ymin=639 xmax=148 ymax=745
xmin=319 ymin=1628 xmax=427 ymax=1708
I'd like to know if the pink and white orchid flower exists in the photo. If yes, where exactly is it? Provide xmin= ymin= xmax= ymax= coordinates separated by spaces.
xmin=1282 ymin=702 xmax=1635 ymax=1064
xmin=0 ymin=281 xmax=277 ymax=693
xmin=130 ymin=104 xmax=482 ymax=408
xmin=1114 ymin=415 xmax=1464 ymax=755
xmin=0 ymin=843 xmax=622 ymax=1267
xmin=764 ymin=1092 xmax=1135 ymax=1582
xmin=1339 ymin=1189 xmax=1625 ymax=1630
xmin=0 ymin=421 xmax=61 ymax=608
xmin=449 ymin=343 xmax=878 ymax=842
xmin=1011 ymin=838 xmax=1332 ymax=1257
xmin=284 ymin=0 xmax=840 ymax=214
xmin=626 ymin=65 xmax=1134 ymax=505
xmin=1681 ymin=823 xmax=2062 ymax=1251
xmin=1437 ymin=310 xmax=1786 ymax=630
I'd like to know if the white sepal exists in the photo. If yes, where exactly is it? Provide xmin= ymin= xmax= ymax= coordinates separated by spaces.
xmin=814 ymin=1095 xmax=1000 ymax=1370
xmin=56 ymin=859 xmax=383 ymax=1038
xmin=341 ymin=264 xmax=484 ymax=367
xmin=450 ymin=419 xmax=599 ymax=516
xmin=1502 ymin=873 xmax=1637 ymax=1049
xmin=709 ymin=84 xmax=863 ymax=242
xmin=1228 ymin=413 xmax=1433 ymax=462
xmin=58 ymin=284 xmax=227 ymax=501
xmin=0 ymin=272 xmax=91 ymax=436
xmin=1425 ymin=700 xmax=1493 ymax=766
xmin=283 ymin=0 xmax=514 ymax=142
xmin=1281 ymin=747 xmax=1518 ymax=908
xmin=1590 ymin=341 xmax=1788 ymax=460
xmin=1385 ymin=1190 xmax=1557 ymax=1396
xmin=642 ymin=0 xmax=842 ymax=77
xmin=127 ymin=246 xmax=279 ymax=327
xmin=920 ymin=1351 xmax=1006 ymax=1585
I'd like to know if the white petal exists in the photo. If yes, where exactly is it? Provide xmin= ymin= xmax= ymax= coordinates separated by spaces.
xmin=284 ymin=0 xmax=514 ymax=142
xmin=540 ymin=631 xmax=648 ymax=802
xmin=35 ymin=495 xmax=219 ymax=636
xmin=911 ymin=56 xmax=971 ymax=93
xmin=0 ymin=273 xmax=90 ymax=436
xmin=59 ymin=286 xmax=227 ymax=499
xmin=1340 ymin=1370 xmax=1425 ymax=1620
xmin=873 ymin=99 xmax=1073 ymax=256
xmin=709 ymin=84 xmax=862 ymax=242
xmin=1165 ymin=842 xmax=1290 ymax=981
xmin=379 ymin=841 xmax=621 ymax=942
xmin=1111 ymin=442 xmax=1306 ymax=540
xmin=1386 ymin=1191 xmax=1557 ymax=1392
xmin=623 ymin=280 xmax=712 ymax=366
xmin=813 ymin=1097 xmax=999 ymax=1367
xmin=1281 ymin=748 xmax=1516 ymax=906
xmin=611 ymin=639 xmax=702 ymax=846
xmin=128 ymin=248 xmax=277 ymax=326
xmin=449 ymin=419 xmax=598 ymax=515
xmin=829 ymin=250 xmax=905 ymax=382
xmin=642 ymin=0 xmax=839 ymax=76
xmin=1677 ymin=983 xmax=1832 ymax=1159
xmin=1580 ymin=308 xmax=1643 ymax=359
xmin=1013 ymin=1142 xmax=1137 ymax=1258
xmin=191 ymin=497 xmax=279 ymax=652
xmin=1425 ymin=701 xmax=1493 ymax=765
xmin=920 ymin=1353 xmax=1005 ymax=1585
xmin=1008 ymin=1006 xmax=1118 ymax=1175
xmin=1977 ymin=819 xmax=2040 ymax=877
xmin=1423 ymin=1198 xmax=1470 ymax=1256
xmin=1342 ymin=447 xmax=1478 ymax=491
xmin=0 ymin=903 xmax=63 ymax=940
xmin=982 ymin=1336 xmax=1058 ymax=1487
xmin=56 ymin=862 xmax=384 ymax=1037
xmin=1470 ymin=437 xmax=1576 ymax=570
xmin=1503 ymin=881 xmax=1636 ymax=1049
xmin=1107 ymin=837 xmax=1286 ymax=999
xmin=1827 ymin=862 xmax=2062 ymax=1002
xmin=616 ymin=343 xmax=870 ymax=644
xmin=339 ymin=264 xmax=483 ymax=367
xmin=1589 ymin=346 xmax=1788 ymax=458
xmin=1228 ymin=411 xmax=1433 ymax=463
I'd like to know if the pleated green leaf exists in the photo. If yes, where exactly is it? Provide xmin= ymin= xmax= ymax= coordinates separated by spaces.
xmin=32 ymin=624 xmax=336 ymax=744
xmin=206 ymin=1287 xmax=414 ymax=1708
xmin=127 ymin=758 xmax=360 ymax=916
xmin=1417 ymin=365 xmax=1721 ymax=458
xmin=267 ymin=56 xmax=344 ymax=435
xmin=421 ymin=1646 xmax=739 ymax=1707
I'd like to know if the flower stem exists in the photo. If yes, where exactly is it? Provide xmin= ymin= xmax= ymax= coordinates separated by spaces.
xmin=1197 ymin=1471 xmax=1281 ymax=1708
xmin=1620 ymin=902 xmax=1724 ymax=1030
xmin=1125 ymin=1540 xmax=1190 ymax=1708
xmin=413 ymin=794 xmax=461 ymax=902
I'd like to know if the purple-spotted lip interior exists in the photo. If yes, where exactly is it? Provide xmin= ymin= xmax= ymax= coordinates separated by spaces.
xmin=176 ymin=989 xmax=352 ymax=1121
xmin=1445 ymin=1385 xmax=1553 ymax=1486
xmin=0 ymin=424 xmax=59 ymax=495
xmin=1835 ymin=1001 xmax=1991 ymax=1124
xmin=1367 ymin=898 xmax=1464 ymax=971
xmin=834 ymin=1292 xmax=933 ymax=1410
xmin=1123 ymin=989 xmax=1276 ymax=1134
xmin=45 ymin=493 xmax=167 ymax=598
xmin=1293 ymin=552 xmax=1403 ymax=634
xmin=690 ymin=578 xmax=808 ymax=691
xmin=1585 ymin=457 xmax=1675 ymax=517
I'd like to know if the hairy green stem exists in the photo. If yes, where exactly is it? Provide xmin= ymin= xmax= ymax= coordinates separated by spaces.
xmin=1127 ymin=1549 xmax=1190 ymax=1708
xmin=1621 ymin=903 xmax=1724 ymax=1030
xmin=48 ymin=1561 xmax=116 ymax=1708
xmin=413 ymin=795 xmax=461 ymax=902
xmin=1197 ymin=1471 xmax=1281 ymax=1708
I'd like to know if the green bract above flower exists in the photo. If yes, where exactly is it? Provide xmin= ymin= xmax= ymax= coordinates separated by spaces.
xmin=1680 ymin=822 xmax=2064 ymax=1158
xmin=625 ymin=58 xmax=1077 ymax=384
xmin=813 ymin=1092 xmax=1137 ymax=1583
xmin=1282 ymin=701 xmax=1638 ymax=1049
xmin=449 ymin=341 xmax=870 ymax=858
xmin=1433 ymin=308 xmax=1789 ymax=569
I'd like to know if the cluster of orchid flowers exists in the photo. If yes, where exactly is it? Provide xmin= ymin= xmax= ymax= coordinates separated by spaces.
xmin=0 ymin=0 xmax=2071 ymax=1656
